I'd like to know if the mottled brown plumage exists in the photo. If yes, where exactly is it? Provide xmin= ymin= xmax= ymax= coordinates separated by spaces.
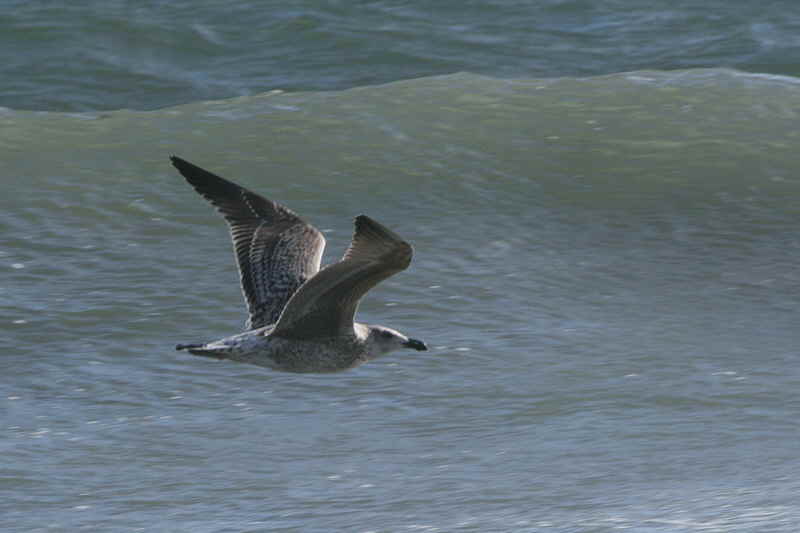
xmin=171 ymin=156 xmax=324 ymax=329
xmin=171 ymin=156 xmax=427 ymax=373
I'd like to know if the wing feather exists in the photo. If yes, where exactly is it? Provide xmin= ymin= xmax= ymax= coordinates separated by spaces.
xmin=171 ymin=156 xmax=325 ymax=329
xmin=271 ymin=215 xmax=412 ymax=339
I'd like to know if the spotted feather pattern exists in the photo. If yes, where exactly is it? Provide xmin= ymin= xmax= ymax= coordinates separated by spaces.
xmin=171 ymin=156 xmax=325 ymax=329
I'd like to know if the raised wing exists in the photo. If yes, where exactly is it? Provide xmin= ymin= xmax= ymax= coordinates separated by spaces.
xmin=171 ymin=156 xmax=325 ymax=329
xmin=271 ymin=215 xmax=413 ymax=339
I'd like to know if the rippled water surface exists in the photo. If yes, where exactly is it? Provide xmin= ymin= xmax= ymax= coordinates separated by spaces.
xmin=2 ymin=4 xmax=800 ymax=531
xmin=5 ymin=1 xmax=800 ymax=111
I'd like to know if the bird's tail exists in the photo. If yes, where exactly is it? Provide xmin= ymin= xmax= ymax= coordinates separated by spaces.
xmin=176 ymin=343 xmax=203 ymax=351
xmin=175 ymin=343 xmax=229 ymax=360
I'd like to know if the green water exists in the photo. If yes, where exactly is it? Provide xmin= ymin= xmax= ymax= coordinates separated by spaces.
xmin=2 ymin=70 xmax=799 ymax=531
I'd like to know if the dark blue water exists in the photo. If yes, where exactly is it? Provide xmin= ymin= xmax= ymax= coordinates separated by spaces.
xmin=4 ymin=1 xmax=800 ymax=111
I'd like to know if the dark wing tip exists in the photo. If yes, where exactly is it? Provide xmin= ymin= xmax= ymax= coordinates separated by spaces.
xmin=353 ymin=214 xmax=406 ymax=243
xmin=169 ymin=155 xmax=203 ymax=177
xmin=169 ymin=156 xmax=241 ymax=202
xmin=348 ymin=214 xmax=413 ymax=268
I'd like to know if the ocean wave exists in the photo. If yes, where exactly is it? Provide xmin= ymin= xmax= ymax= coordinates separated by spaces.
xmin=3 ymin=69 xmax=800 ymax=212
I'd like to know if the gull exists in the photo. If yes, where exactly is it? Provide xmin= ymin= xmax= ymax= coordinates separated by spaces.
xmin=171 ymin=156 xmax=427 ymax=373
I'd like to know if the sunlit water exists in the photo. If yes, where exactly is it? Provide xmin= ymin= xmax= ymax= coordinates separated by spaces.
xmin=2 ymin=67 xmax=799 ymax=531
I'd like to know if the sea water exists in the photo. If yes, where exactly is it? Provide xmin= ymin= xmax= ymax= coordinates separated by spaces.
xmin=2 ymin=3 xmax=800 ymax=532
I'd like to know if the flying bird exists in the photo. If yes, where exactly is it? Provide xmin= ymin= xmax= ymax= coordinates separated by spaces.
xmin=171 ymin=156 xmax=427 ymax=373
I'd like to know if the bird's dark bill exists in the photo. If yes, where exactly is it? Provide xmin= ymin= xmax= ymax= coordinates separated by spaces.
xmin=404 ymin=338 xmax=428 ymax=351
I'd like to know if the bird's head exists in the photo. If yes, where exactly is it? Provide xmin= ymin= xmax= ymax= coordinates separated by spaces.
xmin=364 ymin=325 xmax=428 ymax=359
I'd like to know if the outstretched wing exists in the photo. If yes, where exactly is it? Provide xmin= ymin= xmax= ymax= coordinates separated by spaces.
xmin=271 ymin=215 xmax=413 ymax=339
xmin=171 ymin=156 xmax=325 ymax=329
